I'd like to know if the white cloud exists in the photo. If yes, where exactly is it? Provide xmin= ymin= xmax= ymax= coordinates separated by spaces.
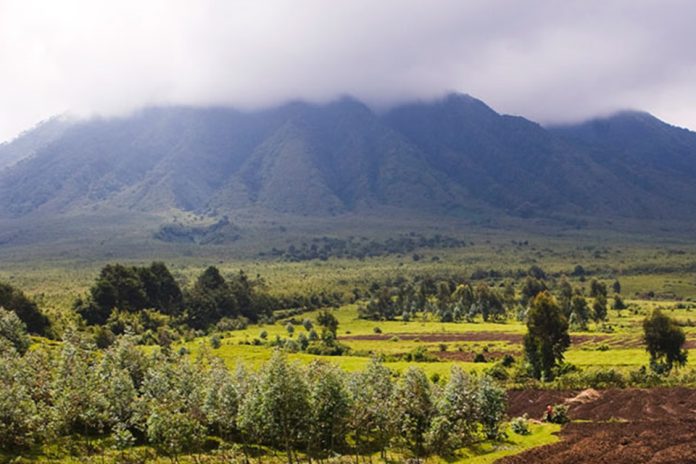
xmin=1 ymin=0 xmax=696 ymax=141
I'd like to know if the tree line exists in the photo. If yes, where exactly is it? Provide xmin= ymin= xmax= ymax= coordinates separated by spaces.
xmin=358 ymin=270 xmax=624 ymax=330
xmin=73 ymin=263 xmax=342 ymax=333
xmin=0 ymin=332 xmax=507 ymax=462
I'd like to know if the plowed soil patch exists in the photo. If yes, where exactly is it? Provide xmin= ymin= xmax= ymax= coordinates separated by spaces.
xmin=341 ymin=332 xmax=609 ymax=345
xmin=501 ymin=388 xmax=696 ymax=464
xmin=434 ymin=350 xmax=515 ymax=362
xmin=498 ymin=420 xmax=696 ymax=464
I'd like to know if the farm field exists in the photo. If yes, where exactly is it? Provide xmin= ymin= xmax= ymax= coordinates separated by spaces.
xmin=2 ymin=234 xmax=696 ymax=464
xmin=501 ymin=388 xmax=696 ymax=464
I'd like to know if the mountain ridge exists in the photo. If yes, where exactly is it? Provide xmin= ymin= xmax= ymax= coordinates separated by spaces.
xmin=1 ymin=93 xmax=696 ymax=226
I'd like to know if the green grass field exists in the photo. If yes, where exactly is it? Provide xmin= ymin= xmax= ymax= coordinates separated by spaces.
xmin=3 ymin=225 xmax=696 ymax=464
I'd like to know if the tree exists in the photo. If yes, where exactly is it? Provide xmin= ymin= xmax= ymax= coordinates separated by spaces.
xmin=307 ymin=362 xmax=351 ymax=457
xmin=569 ymin=294 xmax=590 ymax=330
xmin=476 ymin=283 xmax=505 ymax=321
xmin=613 ymin=294 xmax=627 ymax=311
xmin=185 ymin=266 xmax=237 ymax=329
xmin=0 ymin=307 xmax=31 ymax=354
xmin=78 ymin=263 xmax=183 ymax=325
xmin=521 ymin=277 xmax=547 ymax=306
xmin=558 ymin=277 xmax=573 ymax=316
xmin=346 ymin=359 xmax=395 ymax=461
xmin=202 ymin=360 xmax=240 ymax=440
xmin=643 ymin=310 xmax=687 ymax=374
xmin=523 ymin=292 xmax=570 ymax=380
xmin=147 ymin=406 xmax=205 ymax=462
xmin=590 ymin=279 xmax=607 ymax=299
xmin=394 ymin=367 xmax=435 ymax=458
xmin=238 ymin=351 xmax=310 ymax=463
xmin=0 ymin=282 xmax=50 ymax=335
xmin=425 ymin=367 xmax=480 ymax=455
xmin=316 ymin=310 xmax=339 ymax=336
xmin=592 ymin=294 xmax=608 ymax=322
xmin=138 ymin=262 xmax=183 ymax=315
xmin=0 ymin=357 xmax=41 ymax=451
xmin=612 ymin=280 xmax=622 ymax=294
xmin=477 ymin=376 xmax=507 ymax=440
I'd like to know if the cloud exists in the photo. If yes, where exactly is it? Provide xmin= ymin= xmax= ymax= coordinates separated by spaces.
xmin=1 ymin=0 xmax=696 ymax=141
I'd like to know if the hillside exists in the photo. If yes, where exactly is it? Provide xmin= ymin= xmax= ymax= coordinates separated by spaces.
xmin=1 ymin=93 xmax=696 ymax=248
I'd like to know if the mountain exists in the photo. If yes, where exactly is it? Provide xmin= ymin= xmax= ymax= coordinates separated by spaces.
xmin=0 ymin=116 xmax=72 ymax=172
xmin=1 ymin=94 xmax=696 ymax=234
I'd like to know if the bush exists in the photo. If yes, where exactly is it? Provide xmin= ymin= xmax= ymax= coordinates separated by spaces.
xmin=544 ymin=404 xmax=569 ymax=424
xmin=210 ymin=335 xmax=222 ymax=349
xmin=501 ymin=354 xmax=515 ymax=367
xmin=510 ymin=415 xmax=531 ymax=435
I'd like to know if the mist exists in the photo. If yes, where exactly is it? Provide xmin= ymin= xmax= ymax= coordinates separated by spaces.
xmin=2 ymin=0 xmax=696 ymax=142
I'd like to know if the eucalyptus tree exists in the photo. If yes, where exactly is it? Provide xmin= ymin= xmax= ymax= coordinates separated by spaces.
xmin=393 ymin=367 xmax=435 ymax=458
xmin=346 ymin=358 xmax=395 ymax=461
xmin=50 ymin=334 xmax=110 ymax=438
xmin=0 ymin=307 xmax=30 ymax=354
xmin=238 ymin=350 xmax=310 ymax=464
xmin=202 ymin=358 xmax=240 ymax=441
xmin=426 ymin=366 xmax=480 ymax=455
xmin=477 ymin=376 xmax=507 ymax=440
xmin=0 ymin=356 xmax=41 ymax=450
xmin=306 ymin=361 xmax=351 ymax=458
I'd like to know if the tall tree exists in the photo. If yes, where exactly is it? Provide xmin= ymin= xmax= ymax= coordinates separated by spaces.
xmin=524 ymin=292 xmax=570 ymax=380
xmin=238 ymin=351 xmax=310 ymax=463
xmin=643 ymin=310 xmax=688 ymax=374
xmin=394 ymin=367 xmax=435 ymax=458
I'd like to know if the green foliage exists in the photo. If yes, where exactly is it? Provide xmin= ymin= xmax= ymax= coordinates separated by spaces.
xmin=394 ymin=367 xmax=435 ymax=457
xmin=543 ymin=404 xmax=570 ymax=424
xmin=478 ymin=376 xmax=508 ymax=440
xmin=146 ymin=406 xmax=206 ymax=458
xmin=316 ymin=310 xmax=339 ymax=336
xmin=307 ymin=362 xmax=351 ymax=456
xmin=0 ymin=307 xmax=31 ymax=354
xmin=643 ymin=309 xmax=688 ymax=373
xmin=0 ymin=357 xmax=41 ymax=450
xmin=426 ymin=367 xmax=481 ymax=455
xmin=524 ymin=292 xmax=570 ymax=380
xmin=510 ymin=415 xmax=531 ymax=435
xmin=77 ymin=262 xmax=183 ymax=325
xmin=238 ymin=351 xmax=310 ymax=461
xmin=0 ymin=281 xmax=50 ymax=335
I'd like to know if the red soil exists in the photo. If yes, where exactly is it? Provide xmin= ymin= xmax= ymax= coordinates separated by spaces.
xmin=500 ymin=388 xmax=696 ymax=464
xmin=340 ymin=332 xmax=609 ymax=345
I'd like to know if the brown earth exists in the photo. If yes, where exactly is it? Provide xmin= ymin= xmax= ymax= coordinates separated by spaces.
xmin=340 ymin=332 xmax=611 ymax=345
xmin=500 ymin=388 xmax=696 ymax=464
xmin=434 ymin=350 xmax=516 ymax=362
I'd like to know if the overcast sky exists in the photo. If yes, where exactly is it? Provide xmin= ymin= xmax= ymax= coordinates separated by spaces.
xmin=1 ymin=0 xmax=696 ymax=142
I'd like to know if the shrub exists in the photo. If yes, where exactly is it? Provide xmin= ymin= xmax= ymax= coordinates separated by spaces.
xmin=544 ymin=404 xmax=570 ymax=424
xmin=210 ymin=335 xmax=222 ymax=349
xmin=510 ymin=415 xmax=531 ymax=435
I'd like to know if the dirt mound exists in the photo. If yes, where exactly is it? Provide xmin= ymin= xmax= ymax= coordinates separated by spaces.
xmin=571 ymin=388 xmax=696 ymax=422
xmin=501 ymin=388 xmax=696 ymax=463
xmin=566 ymin=388 xmax=602 ymax=405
